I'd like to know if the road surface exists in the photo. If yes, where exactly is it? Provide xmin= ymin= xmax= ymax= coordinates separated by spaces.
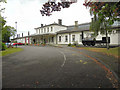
xmin=2 ymin=46 xmax=118 ymax=88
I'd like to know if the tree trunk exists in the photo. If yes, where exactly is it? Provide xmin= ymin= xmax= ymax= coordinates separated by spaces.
xmin=106 ymin=29 xmax=109 ymax=50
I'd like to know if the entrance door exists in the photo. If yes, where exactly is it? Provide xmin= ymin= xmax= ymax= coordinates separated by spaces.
xmin=44 ymin=39 xmax=46 ymax=44
xmin=33 ymin=39 xmax=35 ymax=44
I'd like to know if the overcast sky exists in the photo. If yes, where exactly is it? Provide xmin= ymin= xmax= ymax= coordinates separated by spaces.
xmin=1 ymin=0 xmax=92 ymax=37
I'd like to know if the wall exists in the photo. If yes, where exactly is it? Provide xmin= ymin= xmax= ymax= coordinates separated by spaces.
xmin=57 ymin=33 xmax=69 ymax=44
xmin=35 ymin=25 xmax=67 ymax=35
xmin=57 ymin=31 xmax=94 ymax=45
xmin=96 ymin=30 xmax=119 ymax=45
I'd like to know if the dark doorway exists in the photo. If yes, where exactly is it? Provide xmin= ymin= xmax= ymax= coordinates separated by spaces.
xmin=33 ymin=39 xmax=36 ymax=44
xmin=44 ymin=39 xmax=46 ymax=44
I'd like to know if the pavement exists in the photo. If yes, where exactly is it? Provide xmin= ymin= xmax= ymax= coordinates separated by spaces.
xmin=2 ymin=46 xmax=119 ymax=88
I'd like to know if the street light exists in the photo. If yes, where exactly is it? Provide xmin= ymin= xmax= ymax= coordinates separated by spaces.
xmin=15 ymin=21 xmax=17 ymax=48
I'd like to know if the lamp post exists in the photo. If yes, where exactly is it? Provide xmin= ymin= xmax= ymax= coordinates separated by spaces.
xmin=15 ymin=21 xmax=17 ymax=48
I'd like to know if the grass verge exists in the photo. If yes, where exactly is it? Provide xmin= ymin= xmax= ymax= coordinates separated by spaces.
xmin=0 ymin=47 xmax=23 ymax=56
xmin=78 ymin=47 xmax=120 ymax=58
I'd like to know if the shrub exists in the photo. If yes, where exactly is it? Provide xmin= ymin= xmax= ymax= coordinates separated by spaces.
xmin=13 ymin=41 xmax=17 ymax=43
xmin=73 ymin=41 xmax=78 ymax=46
xmin=68 ymin=43 xmax=71 ymax=46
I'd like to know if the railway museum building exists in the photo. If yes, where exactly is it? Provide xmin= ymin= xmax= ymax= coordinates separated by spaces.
xmin=12 ymin=19 xmax=120 ymax=46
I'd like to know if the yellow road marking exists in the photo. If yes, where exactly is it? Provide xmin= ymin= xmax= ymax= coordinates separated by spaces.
xmin=83 ymin=61 xmax=87 ymax=64
xmin=80 ymin=60 xmax=83 ymax=63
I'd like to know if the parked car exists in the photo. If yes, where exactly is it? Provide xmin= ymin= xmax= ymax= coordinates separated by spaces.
xmin=12 ymin=43 xmax=23 ymax=45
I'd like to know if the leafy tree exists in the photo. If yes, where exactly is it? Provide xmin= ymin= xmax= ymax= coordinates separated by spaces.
xmin=0 ymin=1 xmax=16 ymax=43
xmin=83 ymin=1 xmax=120 ymax=49
xmin=40 ymin=0 xmax=120 ymax=49
xmin=2 ymin=25 xmax=16 ymax=42
xmin=40 ymin=0 xmax=77 ymax=16
xmin=0 ymin=0 xmax=7 ymax=3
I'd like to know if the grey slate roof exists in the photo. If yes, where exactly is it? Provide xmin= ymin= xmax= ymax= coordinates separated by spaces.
xmin=35 ymin=23 xmax=67 ymax=29
xmin=57 ymin=22 xmax=91 ymax=34
xmin=57 ymin=21 xmax=120 ymax=34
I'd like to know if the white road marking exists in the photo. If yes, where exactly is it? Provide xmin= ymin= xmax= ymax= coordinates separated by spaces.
xmin=59 ymin=51 xmax=67 ymax=67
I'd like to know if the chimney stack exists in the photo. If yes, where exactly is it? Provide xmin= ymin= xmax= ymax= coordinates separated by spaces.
xmin=58 ymin=19 xmax=62 ymax=25
xmin=41 ymin=24 xmax=43 ymax=27
xmin=19 ymin=34 xmax=20 ymax=37
xmin=28 ymin=31 xmax=30 ymax=36
xmin=75 ymin=21 xmax=78 ymax=27
xmin=17 ymin=34 xmax=18 ymax=38
xmin=22 ymin=33 xmax=23 ymax=37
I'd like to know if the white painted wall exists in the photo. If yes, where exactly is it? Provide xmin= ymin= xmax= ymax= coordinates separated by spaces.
xmin=57 ymin=33 xmax=69 ymax=44
xmin=96 ymin=30 xmax=119 ymax=45
xmin=36 ymin=25 xmax=67 ymax=35
xmin=16 ymin=29 xmax=120 ymax=46
xmin=57 ymin=32 xmax=83 ymax=45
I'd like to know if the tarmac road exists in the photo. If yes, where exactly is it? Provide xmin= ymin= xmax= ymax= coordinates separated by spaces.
xmin=2 ymin=46 xmax=118 ymax=88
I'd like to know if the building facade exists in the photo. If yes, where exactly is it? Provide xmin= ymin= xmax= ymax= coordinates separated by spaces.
xmin=12 ymin=19 xmax=120 ymax=46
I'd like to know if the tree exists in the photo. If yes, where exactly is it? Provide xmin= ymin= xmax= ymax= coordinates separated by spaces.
xmin=0 ymin=16 xmax=16 ymax=42
xmin=0 ymin=1 xmax=16 ymax=42
xmin=2 ymin=25 xmax=16 ymax=42
xmin=83 ymin=1 xmax=120 ymax=49
xmin=40 ymin=0 xmax=120 ymax=49
xmin=40 ymin=0 xmax=77 ymax=16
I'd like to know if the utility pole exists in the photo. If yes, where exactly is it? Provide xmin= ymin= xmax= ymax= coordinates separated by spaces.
xmin=15 ymin=21 xmax=17 ymax=48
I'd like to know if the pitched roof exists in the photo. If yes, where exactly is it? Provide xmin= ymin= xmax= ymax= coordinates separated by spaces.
xmin=35 ymin=23 xmax=67 ymax=29
xmin=57 ymin=23 xmax=90 ymax=34
xmin=57 ymin=21 xmax=120 ymax=34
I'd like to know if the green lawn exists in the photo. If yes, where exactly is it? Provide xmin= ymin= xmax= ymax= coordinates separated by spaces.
xmin=0 ymin=47 xmax=23 ymax=56
xmin=78 ymin=47 xmax=120 ymax=58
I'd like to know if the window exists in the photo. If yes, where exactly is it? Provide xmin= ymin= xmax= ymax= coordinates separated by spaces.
xmin=41 ymin=28 xmax=43 ymax=33
xmin=52 ymin=37 xmax=54 ymax=42
xmin=59 ymin=36 xmax=61 ymax=42
xmin=72 ymin=35 xmax=75 ymax=42
xmin=65 ymin=35 xmax=68 ymax=42
xmin=112 ymin=30 xmax=116 ymax=34
xmin=44 ymin=28 xmax=46 ymax=33
xmin=47 ymin=27 xmax=49 ymax=32
xmin=39 ymin=29 xmax=40 ymax=34
xmin=51 ymin=27 xmax=53 ymax=32
xmin=79 ymin=34 xmax=82 ymax=42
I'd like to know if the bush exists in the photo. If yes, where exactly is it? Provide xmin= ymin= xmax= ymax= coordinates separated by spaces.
xmin=73 ymin=41 xmax=78 ymax=46
xmin=68 ymin=43 xmax=71 ymax=46
xmin=13 ymin=41 xmax=17 ymax=43
xmin=2 ymin=42 xmax=7 ymax=50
